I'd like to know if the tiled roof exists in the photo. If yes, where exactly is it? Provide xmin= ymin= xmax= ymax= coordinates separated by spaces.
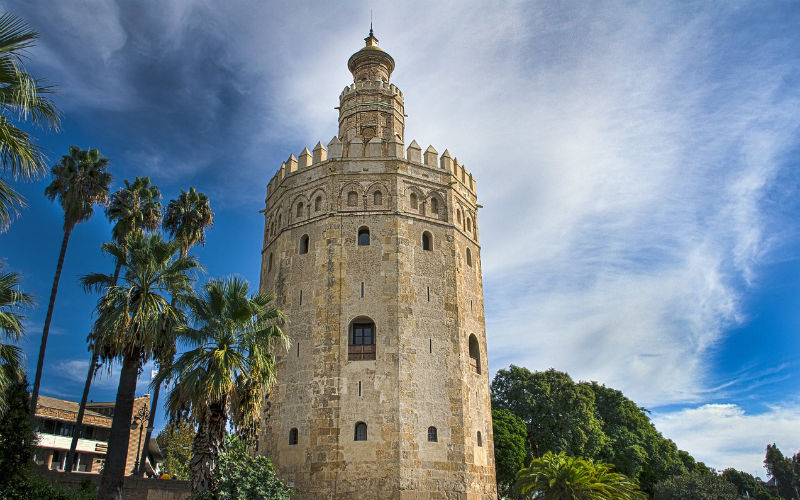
xmin=36 ymin=395 xmax=107 ymax=420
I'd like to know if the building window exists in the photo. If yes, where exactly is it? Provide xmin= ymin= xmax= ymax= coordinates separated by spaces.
xmin=431 ymin=197 xmax=438 ymax=214
xmin=469 ymin=334 xmax=481 ymax=374
xmin=354 ymin=422 xmax=368 ymax=441
xmin=410 ymin=192 xmax=418 ymax=210
xmin=348 ymin=317 xmax=376 ymax=361
xmin=422 ymin=231 xmax=433 ymax=251
xmin=267 ymin=253 xmax=273 ymax=273
xmin=296 ymin=202 xmax=303 ymax=218
xmin=358 ymin=227 xmax=370 ymax=246
xmin=299 ymin=235 xmax=309 ymax=254
xmin=466 ymin=248 xmax=472 ymax=267
xmin=457 ymin=209 xmax=462 ymax=225
xmin=289 ymin=428 xmax=298 ymax=445
xmin=315 ymin=196 xmax=322 ymax=211
xmin=428 ymin=426 xmax=438 ymax=442
xmin=477 ymin=431 xmax=483 ymax=447
xmin=347 ymin=191 xmax=358 ymax=207
xmin=373 ymin=191 xmax=382 ymax=205
xmin=466 ymin=217 xmax=472 ymax=233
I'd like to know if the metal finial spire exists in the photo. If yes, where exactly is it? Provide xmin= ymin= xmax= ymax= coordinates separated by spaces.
xmin=370 ymin=9 xmax=374 ymax=37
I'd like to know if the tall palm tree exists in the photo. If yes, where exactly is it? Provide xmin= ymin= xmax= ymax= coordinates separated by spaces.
xmin=82 ymin=233 xmax=199 ymax=500
xmin=136 ymin=186 xmax=214 ymax=476
xmin=154 ymin=277 xmax=288 ymax=495
xmin=30 ymin=146 xmax=111 ymax=415
xmin=0 ymin=11 xmax=60 ymax=231
xmin=515 ymin=451 xmax=647 ymax=500
xmin=65 ymin=177 xmax=162 ymax=473
xmin=0 ymin=263 xmax=33 ymax=415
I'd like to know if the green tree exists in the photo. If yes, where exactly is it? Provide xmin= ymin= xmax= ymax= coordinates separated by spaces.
xmin=31 ymin=146 xmax=111 ymax=415
xmin=764 ymin=444 xmax=800 ymax=499
xmin=0 ymin=11 xmax=60 ymax=231
xmin=190 ymin=434 xmax=292 ymax=500
xmin=0 ymin=263 xmax=32 ymax=414
xmin=653 ymin=471 xmax=738 ymax=500
xmin=157 ymin=421 xmax=195 ymax=480
xmin=0 ymin=367 xmax=34 ymax=492
xmin=722 ymin=468 xmax=781 ymax=500
xmin=66 ymin=176 xmax=162 ymax=472
xmin=491 ymin=366 xmax=606 ymax=458
xmin=492 ymin=408 xmax=527 ymax=498
xmin=515 ymin=451 xmax=646 ymax=500
xmin=138 ymin=187 xmax=215 ymax=476
xmin=156 ymin=277 xmax=288 ymax=497
xmin=83 ymin=233 xmax=199 ymax=500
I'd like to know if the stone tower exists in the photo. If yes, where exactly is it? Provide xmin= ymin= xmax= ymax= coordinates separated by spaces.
xmin=258 ymin=30 xmax=496 ymax=500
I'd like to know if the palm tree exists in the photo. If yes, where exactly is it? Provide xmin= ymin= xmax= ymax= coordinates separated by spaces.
xmin=0 ymin=11 xmax=60 ymax=231
xmin=83 ymin=233 xmax=199 ymax=500
xmin=65 ymin=177 xmax=162 ymax=472
xmin=0 ymin=263 xmax=33 ymax=415
xmin=30 ymin=146 xmax=111 ymax=415
xmin=154 ymin=277 xmax=288 ymax=495
xmin=515 ymin=451 xmax=646 ymax=500
xmin=135 ymin=186 xmax=214 ymax=476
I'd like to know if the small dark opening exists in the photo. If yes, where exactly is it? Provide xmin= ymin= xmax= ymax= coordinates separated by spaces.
xmin=299 ymin=234 xmax=309 ymax=254
xmin=428 ymin=426 xmax=438 ymax=442
xmin=289 ymin=428 xmax=298 ymax=445
xmin=358 ymin=227 xmax=370 ymax=246
xmin=354 ymin=422 xmax=367 ymax=441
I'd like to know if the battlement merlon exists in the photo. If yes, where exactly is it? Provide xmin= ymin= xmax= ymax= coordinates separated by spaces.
xmin=264 ymin=138 xmax=477 ymax=200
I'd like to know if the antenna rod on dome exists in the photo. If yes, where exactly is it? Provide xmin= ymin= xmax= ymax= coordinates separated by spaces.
xmin=370 ymin=9 xmax=373 ymax=36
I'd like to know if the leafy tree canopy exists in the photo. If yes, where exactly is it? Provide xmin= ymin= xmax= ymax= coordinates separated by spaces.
xmin=653 ymin=471 xmax=738 ymax=500
xmin=722 ymin=468 xmax=781 ymax=500
xmin=764 ymin=444 xmax=800 ymax=500
xmin=157 ymin=421 xmax=195 ymax=480
xmin=491 ymin=365 xmax=700 ymax=494
xmin=492 ymin=408 xmax=527 ymax=497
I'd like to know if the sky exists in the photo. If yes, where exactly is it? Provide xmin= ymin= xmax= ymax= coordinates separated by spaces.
xmin=1 ymin=0 xmax=799 ymax=478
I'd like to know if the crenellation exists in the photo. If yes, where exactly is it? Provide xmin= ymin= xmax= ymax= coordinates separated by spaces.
xmin=406 ymin=140 xmax=422 ymax=164
xmin=287 ymin=154 xmax=298 ymax=173
xmin=424 ymin=145 xmax=438 ymax=168
xmin=367 ymin=137 xmax=383 ymax=157
xmin=313 ymin=141 xmax=327 ymax=164
xmin=440 ymin=149 xmax=453 ymax=172
xmin=328 ymin=136 xmax=343 ymax=159
xmin=299 ymin=147 xmax=312 ymax=169
xmin=349 ymin=137 xmax=364 ymax=158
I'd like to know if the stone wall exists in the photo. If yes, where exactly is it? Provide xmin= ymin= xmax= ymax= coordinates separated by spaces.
xmin=34 ymin=468 xmax=190 ymax=500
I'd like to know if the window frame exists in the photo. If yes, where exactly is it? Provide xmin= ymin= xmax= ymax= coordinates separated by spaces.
xmin=357 ymin=226 xmax=370 ymax=246
xmin=354 ymin=422 xmax=368 ymax=441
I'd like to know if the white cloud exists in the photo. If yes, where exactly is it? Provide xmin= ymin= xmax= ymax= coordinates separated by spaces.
xmin=51 ymin=358 xmax=155 ymax=397
xmin=653 ymin=403 xmax=800 ymax=477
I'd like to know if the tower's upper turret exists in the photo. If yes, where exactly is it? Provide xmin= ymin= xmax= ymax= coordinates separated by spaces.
xmin=347 ymin=27 xmax=395 ymax=82
xmin=339 ymin=29 xmax=405 ymax=145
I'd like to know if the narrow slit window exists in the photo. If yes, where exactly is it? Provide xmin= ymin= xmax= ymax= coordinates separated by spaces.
xmin=354 ymin=422 xmax=367 ymax=441
xmin=299 ymin=290 xmax=303 ymax=305
xmin=360 ymin=282 xmax=364 ymax=298
xmin=457 ymin=209 xmax=462 ymax=225
xmin=296 ymin=342 xmax=300 ymax=358
xmin=299 ymin=234 xmax=309 ymax=254
xmin=267 ymin=253 xmax=273 ymax=273
xmin=469 ymin=334 xmax=481 ymax=374
xmin=466 ymin=217 xmax=472 ymax=233
xmin=289 ymin=428 xmax=298 ymax=445
xmin=358 ymin=227 xmax=370 ymax=246
xmin=428 ymin=426 xmax=438 ymax=442
xmin=422 ymin=231 xmax=433 ymax=251
xmin=429 ymin=339 xmax=432 ymax=353
xmin=477 ymin=431 xmax=482 ymax=447
xmin=358 ymin=381 xmax=362 ymax=397
xmin=427 ymin=286 xmax=430 ymax=302
xmin=410 ymin=192 xmax=418 ymax=210
xmin=431 ymin=197 xmax=439 ymax=214
xmin=315 ymin=196 xmax=322 ymax=211
xmin=466 ymin=248 xmax=472 ymax=267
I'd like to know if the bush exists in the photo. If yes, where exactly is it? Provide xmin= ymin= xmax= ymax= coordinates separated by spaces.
xmin=654 ymin=471 xmax=738 ymax=500
xmin=0 ymin=471 xmax=96 ymax=500
xmin=189 ymin=435 xmax=291 ymax=500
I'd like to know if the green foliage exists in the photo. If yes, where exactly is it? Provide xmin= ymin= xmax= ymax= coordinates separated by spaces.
xmin=722 ymin=468 xmax=781 ymax=500
xmin=515 ymin=451 xmax=646 ymax=500
xmin=157 ymin=421 xmax=195 ymax=480
xmin=0 ymin=368 xmax=34 ymax=490
xmin=0 ymin=11 xmax=60 ymax=231
xmin=163 ymin=187 xmax=214 ymax=258
xmin=491 ymin=365 xmax=699 ymax=494
xmin=0 ymin=264 xmax=32 ymax=413
xmin=189 ymin=435 xmax=291 ymax=500
xmin=1 ymin=473 xmax=96 ymax=500
xmin=653 ymin=471 xmax=738 ymax=500
xmin=764 ymin=444 xmax=800 ymax=499
xmin=492 ymin=408 xmax=527 ymax=497
xmin=44 ymin=146 xmax=112 ymax=232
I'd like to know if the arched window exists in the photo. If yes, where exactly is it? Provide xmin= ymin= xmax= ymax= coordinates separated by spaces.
xmin=349 ymin=317 xmax=376 ymax=361
xmin=347 ymin=191 xmax=358 ymax=207
xmin=373 ymin=191 xmax=382 ymax=205
xmin=358 ymin=227 xmax=370 ymax=246
xmin=427 ymin=426 xmax=438 ymax=443
xmin=289 ymin=428 xmax=298 ymax=445
xmin=267 ymin=253 xmax=273 ymax=273
xmin=422 ymin=231 xmax=432 ymax=251
xmin=466 ymin=248 xmax=472 ymax=267
xmin=315 ymin=196 xmax=322 ymax=211
xmin=354 ymin=422 xmax=367 ymax=441
xmin=296 ymin=202 xmax=303 ymax=218
xmin=431 ymin=197 xmax=438 ymax=214
xmin=466 ymin=217 xmax=472 ymax=233
xmin=457 ymin=209 xmax=462 ymax=225
xmin=468 ymin=334 xmax=481 ymax=374
xmin=477 ymin=431 xmax=482 ymax=447
xmin=299 ymin=234 xmax=309 ymax=254
xmin=410 ymin=192 xmax=418 ymax=210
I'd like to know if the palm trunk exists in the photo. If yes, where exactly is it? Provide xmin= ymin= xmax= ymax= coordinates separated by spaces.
xmin=190 ymin=401 xmax=227 ymax=495
xmin=97 ymin=349 xmax=140 ymax=500
xmin=136 ymin=381 xmax=160 ymax=477
xmin=30 ymin=227 xmax=72 ymax=417
xmin=65 ymin=258 xmax=123 ymax=473
xmin=64 ymin=350 xmax=99 ymax=473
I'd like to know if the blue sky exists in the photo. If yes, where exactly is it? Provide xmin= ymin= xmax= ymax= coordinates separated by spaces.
xmin=2 ymin=0 xmax=799 ymax=477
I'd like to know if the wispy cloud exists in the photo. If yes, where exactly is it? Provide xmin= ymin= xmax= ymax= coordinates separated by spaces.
xmin=653 ymin=403 xmax=800 ymax=477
